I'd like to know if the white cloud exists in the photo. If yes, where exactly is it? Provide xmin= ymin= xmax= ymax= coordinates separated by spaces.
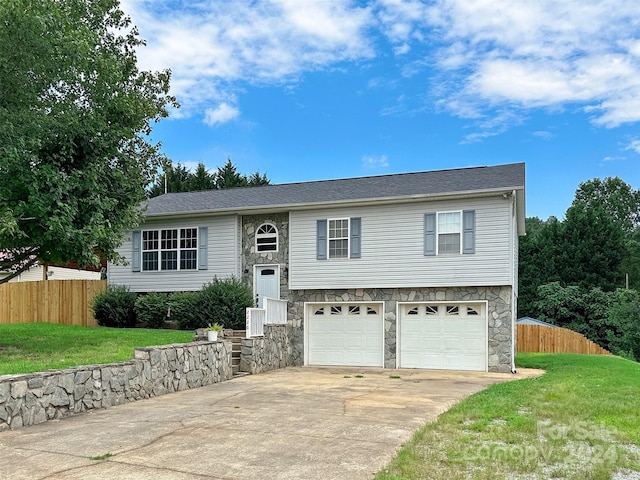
xmin=601 ymin=156 xmax=625 ymax=163
xmin=419 ymin=0 xmax=640 ymax=128
xmin=204 ymin=103 xmax=240 ymax=126
xmin=362 ymin=155 xmax=390 ymax=169
xmin=532 ymin=131 xmax=554 ymax=140
xmin=461 ymin=110 xmax=525 ymax=144
xmin=120 ymin=0 xmax=640 ymax=134
xmin=121 ymin=0 xmax=375 ymax=119
xmin=394 ymin=43 xmax=411 ymax=55
xmin=626 ymin=138 xmax=640 ymax=154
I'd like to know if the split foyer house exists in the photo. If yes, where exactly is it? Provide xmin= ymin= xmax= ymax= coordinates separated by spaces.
xmin=108 ymin=162 xmax=526 ymax=373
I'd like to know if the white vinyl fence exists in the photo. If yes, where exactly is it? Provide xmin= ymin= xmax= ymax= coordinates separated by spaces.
xmin=245 ymin=297 xmax=288 ymax=338
xmin=245 ymin=308 xmax=266 ymax=338
xmin=265 ymin=297 xmax=287 ymax=325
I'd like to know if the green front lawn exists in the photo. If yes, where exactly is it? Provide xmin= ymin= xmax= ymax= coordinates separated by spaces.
xmin=377 ymin=354 xmax=640 ymax=480
xmin=0 ymin=323 xmax=193 ymax=375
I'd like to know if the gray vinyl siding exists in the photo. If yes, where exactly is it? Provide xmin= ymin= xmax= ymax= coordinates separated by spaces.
xmin=108 ymin=215 xmax=239 ymax=292
xmin=289 ymin=196 xmax=513 ymax=290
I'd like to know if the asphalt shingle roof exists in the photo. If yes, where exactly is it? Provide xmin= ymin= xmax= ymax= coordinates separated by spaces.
xmin=145 ymin=162 xmax=525 ymax=216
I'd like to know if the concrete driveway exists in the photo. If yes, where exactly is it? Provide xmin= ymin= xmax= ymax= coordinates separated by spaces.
xmin=0 ymin=366 xmax=541 ymax=479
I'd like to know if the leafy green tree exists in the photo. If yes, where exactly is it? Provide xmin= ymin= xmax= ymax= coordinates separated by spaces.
xmin=623 ymin=228 xmax=640 ymax=291
xmin=571 ymin=177 xmax=639 ymax=233
xmin=535 ymin=282 xmax=587 ymax=331
xmin=518 ymin=177 xmax=637 ymax=316
xmin=0 ymin=0 xmax=176 ymax=283
xmin=518 ymin=217 xmax=563 ymax=316
xmin=571 ymin=177 xmax=640 ymax=290
xmin=606 ymin=289 xmax=640 ymax=360
xmin=535 ymin=282 xmax=640 ymax=360
xmin=559 ymin=203 xmax=626 ymax=291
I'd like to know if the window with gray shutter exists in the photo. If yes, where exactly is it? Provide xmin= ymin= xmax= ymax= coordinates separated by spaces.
xmin=317 ymin=219 xmax=327 ymax=260
xmin=350 ymin=217 xmax=361 ymax=258
xmin=424 ymin=213 xmax=436 ymax=256
xmin=462 ymin=210 xmax=475 ymax=254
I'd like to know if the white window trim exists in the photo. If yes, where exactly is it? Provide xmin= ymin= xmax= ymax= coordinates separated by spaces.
xmin=436 ymin=210 xmax=462 ymax=255
xmin=141 ymin=227 xmax=198 ymax=272
xmin=327 ymin=217 xmax=350 ymax=259
xmin=255 ymin=223 xmax=278 ymax=253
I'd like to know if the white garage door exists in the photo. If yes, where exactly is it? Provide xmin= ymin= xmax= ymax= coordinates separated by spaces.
xmin=306 ymin=303 xmax=384 ymax=367
xmin=399 ymin=302 xmax=487 ymax=371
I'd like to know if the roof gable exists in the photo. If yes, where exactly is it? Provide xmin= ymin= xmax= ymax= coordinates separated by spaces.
xmin=145 ymin=162 xmax=525 ymax=217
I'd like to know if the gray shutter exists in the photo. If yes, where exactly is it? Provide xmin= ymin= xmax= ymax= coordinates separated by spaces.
xmin=423 ymin=213 xmax=436 ymax=256
xmin=317 ymin=219 xmax=327 ymax=260
xmin=350 ymin=217 xmax=361 ymax=258
xmin=198 ymin=226 xmax=208 ymax=270
xmin=132 ymin=230 xmax=141 ymax=272
xmin=463 ymin=210 xmax=475 ymax=254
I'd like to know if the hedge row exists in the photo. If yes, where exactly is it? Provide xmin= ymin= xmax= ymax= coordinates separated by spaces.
xmin=92 ymin=278 xmax=253 ymax=330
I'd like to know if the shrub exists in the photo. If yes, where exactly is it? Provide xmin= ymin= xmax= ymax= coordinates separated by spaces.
xmin=134 ymin=292 xmax=169 ymax=329
xmin=170 ymin=291 xmax=202 ymax=330
xmin=92 ymin=285 xmax=137 ymax=328
xmin=198 ymin=278 xmax=253 ymax=330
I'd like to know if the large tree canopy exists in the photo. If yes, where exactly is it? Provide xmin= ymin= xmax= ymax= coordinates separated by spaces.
xmin=518 ymin=176 xmax=639 ymax=316
xmin=571 ymin=177 xmax=640 ymax=233
xmin=0 ymin=0 xmax=176 ymax=282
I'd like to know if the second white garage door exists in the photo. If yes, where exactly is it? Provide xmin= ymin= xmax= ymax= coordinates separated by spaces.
xmin=306 ymin=302 xmax=384 ymax=367
xmin=399 ymin=302 xmax=487 ymax=371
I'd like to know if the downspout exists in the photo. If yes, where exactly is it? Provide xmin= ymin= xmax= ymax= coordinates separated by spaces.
xmin=511 ymin=189 xmax=517 ymax=374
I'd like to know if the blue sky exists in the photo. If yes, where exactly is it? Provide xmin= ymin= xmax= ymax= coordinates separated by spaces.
xmin=121 ymin=0 xmax=640 ymax=220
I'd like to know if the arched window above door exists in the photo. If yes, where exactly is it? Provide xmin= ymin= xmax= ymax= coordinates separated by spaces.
xmin=256 ymin=223 xmax=278 ymax=252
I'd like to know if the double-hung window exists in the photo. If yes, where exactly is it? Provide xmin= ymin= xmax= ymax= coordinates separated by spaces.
xmin=328 ymin=219 xmax=349 ymax=259
xmin=316 ymin=217 xmax=361 ymax=260
xmin=424 ymin=210 xmax=475 ymax=256
xmin=437 ymin=211 xmax=461 ymax=254
xmin=142 ymin=228 xmax=198 ymax=271
xmin=142 ymin=231 xmax=159 ymax=271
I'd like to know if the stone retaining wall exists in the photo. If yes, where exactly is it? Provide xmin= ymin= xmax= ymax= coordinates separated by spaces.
xmin=240 ymin=323 xmax=302 ymax=374
xmin=0 ymin=340 xmax=232 ymax=431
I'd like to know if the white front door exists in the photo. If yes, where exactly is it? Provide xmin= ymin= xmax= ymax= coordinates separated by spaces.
xmin=255 ymin=265 xmax=279 ymax=308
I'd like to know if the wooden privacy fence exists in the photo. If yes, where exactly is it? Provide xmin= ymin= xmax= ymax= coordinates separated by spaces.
xmin=0 ymin=280 xmax=107 ymax=327
xmin=517 ymin=324 xmax=610 ymax=355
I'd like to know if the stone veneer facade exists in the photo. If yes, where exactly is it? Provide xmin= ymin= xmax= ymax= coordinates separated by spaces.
xmin=241 ymin=213 xmax=290 ymax=304
xmin=0 ymin=341 xmax=232 ymax=431
xmin=241 ymin=214 xmax=515 ymax=374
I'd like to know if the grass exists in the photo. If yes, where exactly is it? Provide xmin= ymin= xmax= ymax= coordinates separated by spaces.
xmin=0 ymin=323 xmax=194 ymax=375
xmin=90 ymin=453 xmax=113 ymax=461
xmin=377 ymin=353 xmax=640 ymax=480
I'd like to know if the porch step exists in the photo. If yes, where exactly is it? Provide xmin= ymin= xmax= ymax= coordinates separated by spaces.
xmin=225 ymin=329 xmax=246 ymax=375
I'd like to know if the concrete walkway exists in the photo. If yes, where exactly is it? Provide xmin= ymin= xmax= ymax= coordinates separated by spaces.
xmin=0 ymin=366 xmax=542 ymax=479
